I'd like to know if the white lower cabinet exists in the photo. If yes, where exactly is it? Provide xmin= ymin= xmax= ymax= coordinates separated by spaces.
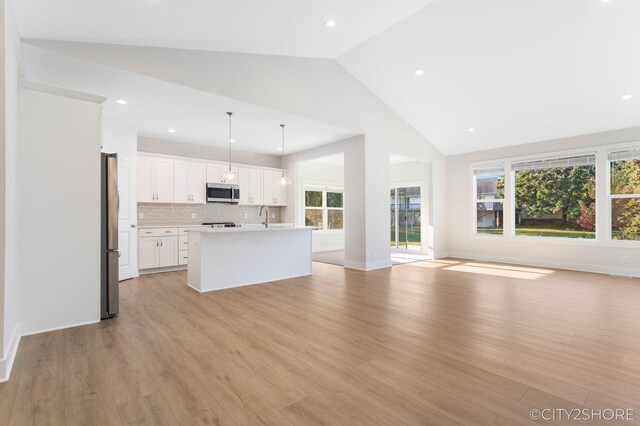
xmin=139 ymin=227 xmax=199 ymax=270
xmin=138 ymin=237 xmax=161 ymax=269
xmin=157 ymin=237 xmax=178 ymax=267
xmin=178 ymin=250 xmax=189 ymax=266
xmin=138 ymin=235 xmax=178 ymax=269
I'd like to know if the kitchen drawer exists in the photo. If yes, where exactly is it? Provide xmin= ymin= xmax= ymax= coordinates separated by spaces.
xmin=179 ymin=235 xmax=189 ymax=250
xmin=178 ymin=249 xmax=188 ymax=265
xmin=179 ymin=227 xmax=208 ymax=235
xmin=139 ymin=227 xmax=179 ymax=237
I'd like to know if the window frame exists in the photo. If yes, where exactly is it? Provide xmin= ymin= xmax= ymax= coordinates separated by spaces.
xmin=606 ymin=147 xmax=640 ymax=244
xmin=469 ymin=142 xmax=640 ymax=247
xmin=304 ymin=184 xmax=344 ymax=232
xmin=510 ymin=152 xmax=598 ymax=241
xmin=471 ymin=163 xmax=506 ymax=237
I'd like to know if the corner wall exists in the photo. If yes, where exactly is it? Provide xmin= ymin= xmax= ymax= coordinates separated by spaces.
xmin=17 ymin=85 xmax=103 ymax=336
xmin=446 ymin=127 xmax=640 ymax=276
xmin=0 ymin=0 xmax=22 ymax=382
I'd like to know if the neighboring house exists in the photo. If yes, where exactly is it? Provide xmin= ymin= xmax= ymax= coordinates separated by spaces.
xmin=477 ymin=192 xmax=504 ymax=228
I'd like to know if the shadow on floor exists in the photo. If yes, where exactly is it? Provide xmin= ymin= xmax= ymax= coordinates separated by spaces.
xmin=312 ymin=250 xmax=431 ymax=267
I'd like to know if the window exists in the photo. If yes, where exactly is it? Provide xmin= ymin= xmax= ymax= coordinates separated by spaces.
xmin=305 ymin=187 xmax=344 ymax=230
xmin=512 ymin=154 xmax=596 ymax=239
xmin=473 ymin=164 xmax=505 ymax=235
xmin=609 ymin=148 xmax=640 ymax=241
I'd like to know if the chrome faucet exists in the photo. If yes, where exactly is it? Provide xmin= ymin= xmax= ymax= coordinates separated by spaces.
xmin=259 ymin=205 xmax=270 ymax=228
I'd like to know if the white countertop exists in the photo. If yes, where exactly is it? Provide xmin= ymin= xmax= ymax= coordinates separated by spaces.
xmin=138 ymin=224 xmax=210 ymax=229
xmin=188 ymin=226 xmax=314 ymax=234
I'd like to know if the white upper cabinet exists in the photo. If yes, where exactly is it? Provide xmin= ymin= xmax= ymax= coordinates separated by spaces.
xmin=138 ymin=155 xmax=285 ymax=206
xmin=239 ymin=167 xmax=263 ymax=205
xmin=207 ymin=163 xmax=239 ymax=185
xmin=173 ymin=161 xmax=189 ymax=204
xmin=137 ymin=156 xmax=174 ymax=203
xmin=174 ymin=161 xmax=206 ymax=204
xmin=137 ymin=157 xmax=154 ymax=202
xmin=189 ymin=162 xmax=207 ymax=203
xmin=263 ymin=169 xmax=288 ymax=206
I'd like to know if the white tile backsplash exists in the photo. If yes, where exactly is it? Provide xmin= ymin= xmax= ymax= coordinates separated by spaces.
xmin=137 ymin=203 xmax=282 ymax=226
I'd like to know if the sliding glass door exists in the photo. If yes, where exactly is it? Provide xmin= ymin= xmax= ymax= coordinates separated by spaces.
xmin=390 ymin=186 xmax=421 ymax=251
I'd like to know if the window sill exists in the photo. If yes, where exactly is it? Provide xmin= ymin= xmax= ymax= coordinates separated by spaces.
xmin=471 ymin=234 xmax=639 ymax=247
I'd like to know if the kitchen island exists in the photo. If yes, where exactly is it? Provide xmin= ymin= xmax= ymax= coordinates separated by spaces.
xmin=187 ymin=226 xmax=313 ymax=292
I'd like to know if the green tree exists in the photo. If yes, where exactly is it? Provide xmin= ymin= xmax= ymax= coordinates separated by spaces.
xmin=514 ymin=166 xmax=595 ymax=224
xmin=611 ymin=159 xmax=640 ymax=239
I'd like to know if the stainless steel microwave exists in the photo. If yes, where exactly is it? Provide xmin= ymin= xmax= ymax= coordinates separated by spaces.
xmin=206 ymin=183 xmax=240 ymax=203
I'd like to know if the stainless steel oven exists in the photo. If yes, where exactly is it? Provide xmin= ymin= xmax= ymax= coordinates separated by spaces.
xmin=206 ymin=183 xmax=240 ymax=203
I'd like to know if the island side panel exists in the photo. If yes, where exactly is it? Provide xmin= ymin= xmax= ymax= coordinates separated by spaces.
xmin=187 ymin=230 xmax=202 ymax=291
xmin=197 ymin=228 xmax=312 ymax=292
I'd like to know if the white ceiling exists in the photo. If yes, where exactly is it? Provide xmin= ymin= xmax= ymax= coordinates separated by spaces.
xmin=14 ymin=0 xmax=640 ymax=155
xmin=21 ymin=44 xmax=357 ymax=154
xmin=13 ymin=0 xmax=434 ymax=59
xmin=338 ymin=0 xmax=640 ymax=154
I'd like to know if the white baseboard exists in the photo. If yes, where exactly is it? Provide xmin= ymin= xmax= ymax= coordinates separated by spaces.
xmin=344 ymin=259 xmax=393 ymax=271
xmin=312 ymin=245 xmax=345 ymax=253
xmin=139 ymin=265 xmax=186 ymax=275
xmin=446 ymin=251 xmax=640 ymax=278
xmin=0 ymin=323 xmax=21 ymax=383
xmin=20 ymin=319 xmax=101 ymax=337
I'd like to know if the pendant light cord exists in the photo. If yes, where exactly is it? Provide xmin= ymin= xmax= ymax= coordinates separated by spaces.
xmin=280 ymin=124 xmax=286 ymax=176
xmin=227 ymin=112 xmax=233 ymax=172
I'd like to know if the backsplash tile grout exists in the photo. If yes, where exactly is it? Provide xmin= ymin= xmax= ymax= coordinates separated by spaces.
xmin=138 ymin=203 xmax=282 ymax=226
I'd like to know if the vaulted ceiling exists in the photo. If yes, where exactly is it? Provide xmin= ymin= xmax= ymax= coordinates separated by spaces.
xmin=13 ymin=0 xmax=435 ymax=58
xmin=13 ymin=0 xmax=640 ymax=155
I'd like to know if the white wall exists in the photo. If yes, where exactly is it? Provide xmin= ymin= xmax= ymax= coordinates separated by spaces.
xmin=0 ymin=0 xmax=22 ymax=382
xmin=18 ymin=85 xmax=103 ymax=335
xmin=24 ymin=43 xmax=448 ymax=269
xmin=297 ymin=159 xmax=345 ymax=252
xmin=138 ymin=136 xmax=282 ymax=169
xmin=284 ymin=136 xmax=367 ymax=264
xmin=103 ymin=114 xmax=137 ymax=160
xmin=446 ymin=127 xmax=640 ymax=276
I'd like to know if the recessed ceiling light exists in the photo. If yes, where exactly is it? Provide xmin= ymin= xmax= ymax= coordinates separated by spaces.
xmin=277 ymin=147 xmax=282 ymax=151
xmin=325 ymin=19 xmax=336 ymax=27
xmin=414 ymin=68 xmax=425 ymax=76
xmin=168 ymin=129 xmax=176 ymax=133
xmin=229 ymin=139 xmax=236 ymax=143
xmin=115 ymin=99 xmax=128 ymax=105
xmin=622 ymin=94 xmax=633 ymax=100
xmin=467 ymin=127 xmax=476 ymax=132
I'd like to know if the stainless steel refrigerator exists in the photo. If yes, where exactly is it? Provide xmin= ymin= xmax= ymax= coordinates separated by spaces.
xmin=101 ymin=153 xmax=119 ymax=319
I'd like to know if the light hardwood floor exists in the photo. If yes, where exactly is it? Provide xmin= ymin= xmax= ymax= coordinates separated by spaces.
xmin=1 ymin=259 xmax=640 ymax=425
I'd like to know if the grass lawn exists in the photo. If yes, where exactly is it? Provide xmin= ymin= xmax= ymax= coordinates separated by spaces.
xmin=477 ymin=227 xmax=595 ymax=239
xmin=391 ymin=226 xmax=421 ymax=246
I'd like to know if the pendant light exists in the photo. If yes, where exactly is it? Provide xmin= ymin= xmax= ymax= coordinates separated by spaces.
xmin=279 ymin=124 xmax=291 ymax=185
xmin=222 ymin=112 xmax=236 ymax=182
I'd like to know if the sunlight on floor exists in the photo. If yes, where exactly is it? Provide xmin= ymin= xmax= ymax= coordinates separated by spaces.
xmin=443 ymin=262 xmax=554 ymax=280
xmin=407 ymin=259 xmax=463 ymax=269
xmin=391 ymin=253 xmax=431 ymax=264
